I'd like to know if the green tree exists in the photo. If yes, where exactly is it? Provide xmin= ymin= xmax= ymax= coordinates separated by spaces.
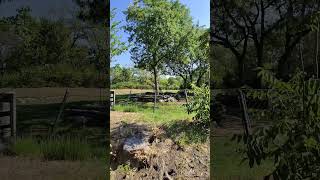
xmin=110 ymin=8 xmax=127 ymax=60
xmin=125 ymin=0 xmax=193 ymax=95
xmin=166 ymin=25 xmax=209 ymax=88
xmin=186 ymin=84 xmax=210 ymax=127
xmin=4 ymin=9 xmax=86 ymax=71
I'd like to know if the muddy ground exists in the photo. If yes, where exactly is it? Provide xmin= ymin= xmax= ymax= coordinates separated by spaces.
xmin=110 ymin=111 xmax=209 ymax=180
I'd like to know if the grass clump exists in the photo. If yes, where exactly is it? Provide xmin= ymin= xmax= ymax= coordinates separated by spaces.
xmin=10 ymin=136 xmax=100 ymax=161
xmin=40 ymin=136 xmax=92 ymax=161
xmin=113 ymin=102 xmax=193 ymax=124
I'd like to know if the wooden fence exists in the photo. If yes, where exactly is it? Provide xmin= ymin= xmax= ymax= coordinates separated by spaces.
xmin=110 ymin=90 xmax=115 ymax=106
xmin=0 ymin=92 xmax=16 ymax=141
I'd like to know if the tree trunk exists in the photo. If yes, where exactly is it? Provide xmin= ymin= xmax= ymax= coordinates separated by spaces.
xmin=153 ymin=67 xmax=159 ymax=95
xmin=238 ymin=58 xmax=244 ymax=86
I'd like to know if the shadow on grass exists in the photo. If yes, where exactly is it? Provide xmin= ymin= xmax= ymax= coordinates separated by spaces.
xmin=17 ymin=101 xmax=101 ymax=132
xmin=212 ymin=136 xmax=273 ymax=179
xmin=164 ymin=120 xmax=209 ymax=145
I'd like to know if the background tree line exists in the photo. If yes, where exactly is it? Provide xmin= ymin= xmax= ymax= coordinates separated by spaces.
xmin=111 ymin=64 xmax=183 ymax=90
xmin=211 ymin=0 xmax=320 ymax=88
xmin=0 ymin=0 xmax=109 ymax=88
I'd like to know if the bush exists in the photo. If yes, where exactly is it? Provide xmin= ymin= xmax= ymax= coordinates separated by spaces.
xmin=186 ymin=84 xmax=210 ymax=126
xmin=1 ymin=64 xmax=104 ymax=88
xmin=235 ymin=69 xmax=320 ymax=179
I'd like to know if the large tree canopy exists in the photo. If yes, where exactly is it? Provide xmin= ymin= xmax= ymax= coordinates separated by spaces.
xmin=125 ymin=0 xmax=194 ymax=94
xmin=211 ymin=0 xmax=320 ymax=86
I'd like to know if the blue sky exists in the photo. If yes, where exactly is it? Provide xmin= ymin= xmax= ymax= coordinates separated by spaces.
xmin=111 ymin=0 xmax=210 ymax=67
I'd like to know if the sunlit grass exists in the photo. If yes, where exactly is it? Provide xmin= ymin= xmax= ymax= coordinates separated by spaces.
xmin=10 ymin=136 xmax=105 ymax=161
xmin=113 ymin=102 xmax=193 ymax=125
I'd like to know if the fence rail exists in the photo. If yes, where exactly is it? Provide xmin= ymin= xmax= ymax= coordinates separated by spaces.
xmin=110 ymin=91 xmax=115 ymax=106
xmin=0 ymin=92 xmax=16 ymax=140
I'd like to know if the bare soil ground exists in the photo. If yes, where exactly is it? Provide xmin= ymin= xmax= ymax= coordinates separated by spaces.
xmin=0 ymin=156 xmax=105 ymax=180
xmin=110 ymin=111 xmax=209 ymax=180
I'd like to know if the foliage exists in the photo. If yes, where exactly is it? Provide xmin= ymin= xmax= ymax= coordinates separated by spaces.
xmin=165 ymin=26 xmax=210 ymax=88
xmin=5 ymin=10 xmax=81 ymax=71
xmin=1 ymin=64 xmax=103 ymax=88
xmin=110 ymin=8 xmax=127 ymax=60
xmin=211 ymin=0 xmax=320 ymax=85
xmin=125 ymin=0 xmax=194 ymax=93
xmin=235 ymin=69 xmax=320 ymax=179
xmin=186 ymin=84 xmax=210 ymax=127
xmin=0 ymin=8 xmax=109 ymax=88
xmin=111 ymin=64 xmax=182 ymax=89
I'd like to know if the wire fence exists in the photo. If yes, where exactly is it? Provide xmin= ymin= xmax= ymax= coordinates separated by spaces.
xmin=0 ymin=89 xmax=110 ymax=140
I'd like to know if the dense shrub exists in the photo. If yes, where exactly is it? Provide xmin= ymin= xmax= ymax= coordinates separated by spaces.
xmin=235 ymin=69 xmax=320 ymax=179
xmin=186 ymin=84 xmax=210 ymax=126
xmin=1 ymin=64 xmax=104 ymax=88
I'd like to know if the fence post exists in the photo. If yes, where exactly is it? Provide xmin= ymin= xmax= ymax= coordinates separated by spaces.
xmin=52 ymin=88 xmax=69 ymax=134
xmin=10 ymin=92 xmax=16 ymax=140
xmin=110 ymin=91 xmax=115 ymax=107
xmin=0 ymin=92 xmax=16 ymax=143
xmin=238 ymin=89 xmax=251 ymax=136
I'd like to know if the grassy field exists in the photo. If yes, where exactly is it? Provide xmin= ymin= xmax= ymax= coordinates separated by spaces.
xmin=212 ymin=136 xmax=274 ymax=179
xmin=112 ymin=102 xmax=192 ymax=124
xmin=112 ymin=102 xmax=209 ymax=145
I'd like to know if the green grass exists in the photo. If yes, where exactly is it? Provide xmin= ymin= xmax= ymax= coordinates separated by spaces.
xmin=11 ymin=137 xmax=41 ymax=157
xmin=212 ymin=136 xmax=274 ymax=179
xmin=113 ymin=102 xmax=193 ymax=124
xmin=113 ymin=102 xmax=208 ymax=145
xmin=10 ymin=136 xmax=105 ymax=161
xmin=40 ymin=136 xmax=92 ymax=161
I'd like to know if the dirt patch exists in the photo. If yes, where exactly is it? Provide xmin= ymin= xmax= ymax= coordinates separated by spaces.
xmin=0 ymin=156 xmax=105 ymax=180
xmin=110 ymin=114 xmax=209 ymax=180
xmin=110 ymin=111 xmax=140 ymax=129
